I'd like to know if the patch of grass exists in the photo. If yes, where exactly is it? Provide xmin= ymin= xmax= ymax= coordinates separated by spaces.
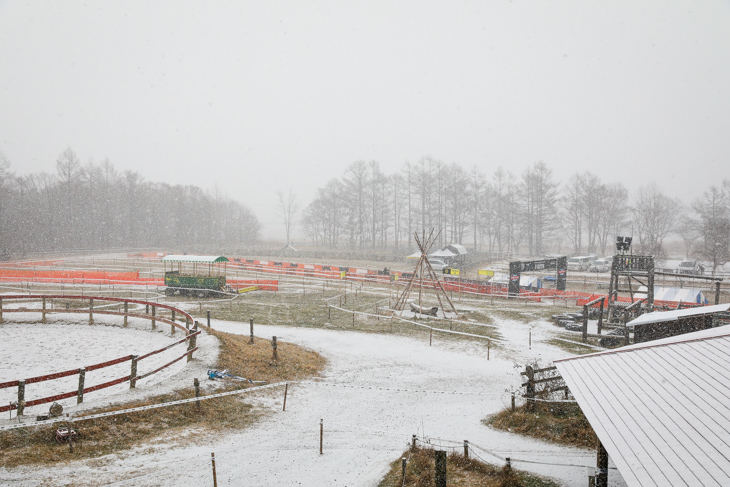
xmin=485 ymin=402 xmax=597 ymax=449
xmin=0 ymin=329 xmax=326 ymax=468
xmin=546 ymin=336 xmax=603 ymax=355
xmin=196 ymin=289 xmax=503 ymax=345
xmin=378 ymin=447 xmax=560 ymax=487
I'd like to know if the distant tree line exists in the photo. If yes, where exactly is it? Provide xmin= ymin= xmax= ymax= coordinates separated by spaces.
xmin=0 ymin=148 xmax=260 ymax=258
xmin=301 ymin=157 xmax=730 ymax=272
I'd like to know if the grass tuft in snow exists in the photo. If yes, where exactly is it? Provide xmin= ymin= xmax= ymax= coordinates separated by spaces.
xmin=378 ymin=446 xmax=559 ymax=487
xmin=485 ymin=401 xmax=597 ymax=449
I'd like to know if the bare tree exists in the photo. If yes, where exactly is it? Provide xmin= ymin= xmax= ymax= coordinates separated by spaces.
xmin=277 ymin=188 xmax=299 ymax=247
xmin=596 ymin=183 xmax=628 ymax=255
xmin=521 ymin=161 xmax=557 ymax=256
xmin=693 ymin=184 xmax=730 ymax=276
xmin=631 ymin=184 xmax=681 ymax=258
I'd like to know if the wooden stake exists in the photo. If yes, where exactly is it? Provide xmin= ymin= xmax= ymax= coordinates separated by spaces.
xmin=283 ymin=383 xmax=288 ymax=411
xmin=211 ymin=452 xmax=218 ymax=487
xmin=320 ymin=418 xmax=323 ymax=454
xmin=194 ymin=378 xmax=201 ymax=410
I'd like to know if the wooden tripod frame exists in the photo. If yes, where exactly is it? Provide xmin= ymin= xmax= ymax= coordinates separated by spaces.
xmin=393 ymin=229 xmax=458 ymax=317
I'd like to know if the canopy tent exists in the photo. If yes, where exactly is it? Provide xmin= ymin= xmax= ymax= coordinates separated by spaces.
xmin=406 ymin=251 xmax=422 ymax=259
xmin=636 ymin=286 xmax=708 ymax=305
xmin=429 ymin=249 xmax=457 ymax=258
xmin=490 ymin=273 xmax=542 ymax=290
xmin=446 ymin=243 xmax=468 ymax=255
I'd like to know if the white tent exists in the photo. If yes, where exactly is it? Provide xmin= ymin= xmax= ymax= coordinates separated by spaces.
xmin=429 ymin=249 xmax=457 ymax=258
xmin=636 ymin=286 xmax=708 ymax=304
xmin=490 ymin=273 xmax=542 ymax=289
xmin=446 ymin=243 xmax=468 ymax=255
xmin=406 ymin=251 xmax=422 ymax=259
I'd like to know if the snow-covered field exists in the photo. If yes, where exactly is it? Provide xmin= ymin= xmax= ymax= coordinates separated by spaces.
xmin=0 ymin=310 xmax=627 ymax=487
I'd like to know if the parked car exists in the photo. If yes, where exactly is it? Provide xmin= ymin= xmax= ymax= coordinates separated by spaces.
xmin=428 ymin=259 xmax=449 ymax=272
xmin=589 ymin=258 xmax=610 ymax=273
xmin=567 ymin=256 xmax=592 ymax=271
xmin=678 ymin=260 xmax=705 ymax=275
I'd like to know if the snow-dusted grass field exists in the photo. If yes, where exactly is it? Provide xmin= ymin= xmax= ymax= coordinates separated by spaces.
xmin=0 ymin=273 xmax=626 ymax=486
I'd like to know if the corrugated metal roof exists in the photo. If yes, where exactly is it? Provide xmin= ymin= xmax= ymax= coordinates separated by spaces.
xmin=555 ymin=325 xmax=730 ymax=487
xmin=627 ymin=303 xmax=730 ymax=327
xmin=161 ymin=255 xmax=229 ymax=264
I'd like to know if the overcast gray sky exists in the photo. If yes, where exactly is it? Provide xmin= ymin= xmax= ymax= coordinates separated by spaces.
xmin=1 ymin=1 xmax=729 ymax=239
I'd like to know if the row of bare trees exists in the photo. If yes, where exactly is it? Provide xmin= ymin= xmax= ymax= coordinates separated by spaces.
xmin=0 ymin=148 xmax=260 ymax=259
xmin=301 ymin=157 xmax=730 ymax=268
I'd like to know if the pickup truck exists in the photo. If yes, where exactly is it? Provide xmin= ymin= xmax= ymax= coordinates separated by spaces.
xmin=678 ymin=260 xmax=705 ymax=275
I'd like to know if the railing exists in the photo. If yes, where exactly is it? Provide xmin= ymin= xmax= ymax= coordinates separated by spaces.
xmin=0 ymin=295 xmax=200 ymax=416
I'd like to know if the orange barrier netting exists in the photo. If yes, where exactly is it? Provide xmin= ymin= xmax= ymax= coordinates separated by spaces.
xmin=0 ymin=269 xmax=139 ymax=281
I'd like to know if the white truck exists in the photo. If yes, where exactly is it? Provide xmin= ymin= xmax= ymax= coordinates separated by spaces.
xmin=678 ymin=259 xmax=705 ymax=275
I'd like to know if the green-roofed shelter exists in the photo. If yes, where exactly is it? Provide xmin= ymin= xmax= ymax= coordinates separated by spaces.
xmin=162 ymin=255 xmax=229 ymax=264
xmin=162 ymin=255 xmax=229 ymax=275
xmin=161 ymin=255 xmax=230 ymax=297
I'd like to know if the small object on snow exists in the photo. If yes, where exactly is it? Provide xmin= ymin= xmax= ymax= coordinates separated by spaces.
xmin=49 ymin=402 xmax=63 ymax=417
xmin=207 ymin=369 xmax=266 ymax=384
xmin=54 ymin=427 xmax=78 ymax=444
xmin=409 ymin=303 xmax=438 ymax=316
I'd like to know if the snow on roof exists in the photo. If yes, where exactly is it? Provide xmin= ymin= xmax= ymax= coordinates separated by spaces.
xmin=555 ymin=325 xmax=730 ymax=487
xmin=430 ymin=249 xmax=457 ymax=258
xmin=447 ymin=243 xmax=468 ymax=254
xmin=161 ymin=255 xmax=229 ymax=264
xmin=627 ymin=303 xmax=730 ymax=328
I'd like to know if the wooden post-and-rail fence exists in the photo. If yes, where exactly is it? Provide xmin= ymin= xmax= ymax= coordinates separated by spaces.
xmin=520 ymin=365 xmax=568 ymax=410
xmin=0 ymin=295 xmax=199 ymax=416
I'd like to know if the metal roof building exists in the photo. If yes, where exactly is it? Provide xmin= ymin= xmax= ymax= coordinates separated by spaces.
xmin=555 ymin=325 xmax=730 ymax=487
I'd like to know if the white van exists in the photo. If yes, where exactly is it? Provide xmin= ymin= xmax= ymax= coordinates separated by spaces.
xmin=567 ymin=256 xmax=592 ymax=272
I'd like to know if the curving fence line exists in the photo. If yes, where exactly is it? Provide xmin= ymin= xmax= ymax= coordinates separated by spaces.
xmin=0 ymin=294 xmax=201 ymax=416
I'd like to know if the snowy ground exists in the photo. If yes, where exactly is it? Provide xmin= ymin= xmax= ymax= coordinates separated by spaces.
xmin=0 ymin=310 xmax=627 ymax=487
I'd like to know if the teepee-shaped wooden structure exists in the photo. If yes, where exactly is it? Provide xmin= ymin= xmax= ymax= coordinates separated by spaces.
xmin=393 ymin=229 xmax=458 ymax=317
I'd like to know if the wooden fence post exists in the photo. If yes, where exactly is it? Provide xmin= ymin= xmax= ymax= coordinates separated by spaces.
xmin=596 ymin=440 xmax=609 ymax=487
xmin=597 ymin=297 xmax=605 ymax=335
xmin=511 ymin=392 xmax=515 ymax=412
xmin=272 ymin=336 xmax=278 ymax=363
xmin=401 ymin=457 xmax=407 ymax=484
xmin=151 ymin=305 xmax=156 ymax=330
xmin=464 ymin=440 xmax=469 ymax=458
xmin=207 ymin=310 xmax=211 ymax=328
xmin=249 ymin=318 xmax=254 ymax=344
xmin=130 ymin=356 xmax=138 ymax=388
xmin=435 ymin=450 xmax=447 ymax=487
xmin=0 ymin=297 xmax=3 ymax=323
xmin=17 ymin=380 xmax=24 ymax=416
xmin=77 ymin=368 xmax=85 ymax=404
xmin=582 ymin=304 xmax=588 ymax=342
xmin=123 ymin=301 xmax=128 ymax=326
xmin=211 ymin=452 xmax=218 ymax=487
xmin=42 ymin=298 xmax=47 ymax=323
xmin=194 ymin=378 xmax=201 ymax=410
xmin=283 ymin=383 xmax=288 ymax=411
xmin=320 ymin=418 xmax=324 ymax=454
xmin=89 ymin=298 xmax=94 ymax=325
xmin=525 ymin=365 xmax=535 ymax=411
xmin=171 ymin=309 xmax=176 ymax=322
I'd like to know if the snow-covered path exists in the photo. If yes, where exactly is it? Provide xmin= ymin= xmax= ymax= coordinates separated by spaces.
xmin=2 ymin=314 xmax=626 ymax=486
